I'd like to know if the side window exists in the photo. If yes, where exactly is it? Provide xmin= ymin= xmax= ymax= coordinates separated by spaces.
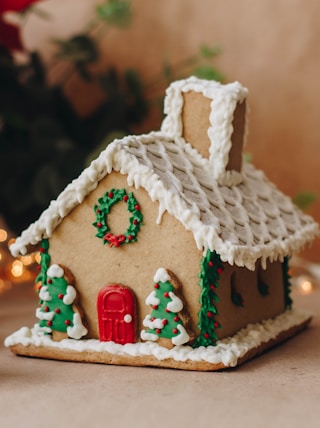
xmin=230 ymin=271 xmax=244 ymax=307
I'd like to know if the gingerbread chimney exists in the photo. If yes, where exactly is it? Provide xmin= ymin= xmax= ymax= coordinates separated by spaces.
xmin=161 ymin=76 xmax=248 ymax=186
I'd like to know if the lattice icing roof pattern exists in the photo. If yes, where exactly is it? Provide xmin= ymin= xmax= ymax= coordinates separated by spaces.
xmin=10 ymin=132 xmax=319 ymax=270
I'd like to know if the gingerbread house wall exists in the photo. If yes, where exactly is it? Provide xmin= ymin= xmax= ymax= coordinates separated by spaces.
xmin=48 ymin=171 xmax=203 ymax=339
xmin=46 ymin=169 xmax=287 ymax=344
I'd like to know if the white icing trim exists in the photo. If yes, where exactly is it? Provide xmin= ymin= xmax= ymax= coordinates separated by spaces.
xmin=38 ymin=286 xmax=51 ymax=302
xmin=145 ymin=291 xmax=160 ymax=307
xmin=166 ymin=292 xmax=183 ymax=313
xmin=153 ymin=268 xmax=171 ymax=283
xmin=63 ymin=285 xmax=77 ymax=305
xmin=67 ymin=313 xmax=88 ymax=340
xmin=35 ymin=307 xmax=54 ymax=321
xmin=5 ymin=309 xmax=310 ymax=368
xmin=171 ymin=324 xmax=190 ymax=346
xmin=47 ymin=264 xmax=64 ymax=278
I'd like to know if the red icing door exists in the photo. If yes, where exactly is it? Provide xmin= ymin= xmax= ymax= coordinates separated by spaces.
xmin=97 ymin=284 xmax=136 ymax=344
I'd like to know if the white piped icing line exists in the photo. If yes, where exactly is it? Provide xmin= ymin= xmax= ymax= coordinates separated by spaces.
xmin=63 ymin=285 xmax=77 ymax=305
xmin=5 ymin=309 xmax=310 ymax=368
xmin=47 ymin=264 xmax=64 ymax=278
xmin=145 ymin=291 xmax=160 ymax=307
xmin=153 ymin=267 xmax=171 ymax=283
xmin=166 ymin=292 xmax=183 ymax=313
xmin=67 ymin=313 xmax=88 ymax=340
xmin=38 ymin=286 xmax=51 ymax=302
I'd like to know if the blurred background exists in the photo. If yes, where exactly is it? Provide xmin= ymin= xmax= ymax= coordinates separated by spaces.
xmin=1 ymin=0 xmax=319 ymax=290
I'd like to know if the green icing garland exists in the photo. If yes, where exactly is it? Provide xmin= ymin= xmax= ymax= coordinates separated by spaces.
xmin=194 ymin=250 xmax=223 ymax=347
xmin=93 ymin=188 xmax=143 ymax=247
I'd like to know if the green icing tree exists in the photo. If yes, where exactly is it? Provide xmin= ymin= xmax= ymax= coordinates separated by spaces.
xmin=194 ymin=250 xmax=223 ymax=347
xmin=35 ymin=241 xmax=87 ymax=339
xmin=141 ymin=268 xmax=191 ymax=346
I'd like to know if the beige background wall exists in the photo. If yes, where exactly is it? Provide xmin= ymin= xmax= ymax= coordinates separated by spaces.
xmin=23 ymin=0 xmax=320 ymax=260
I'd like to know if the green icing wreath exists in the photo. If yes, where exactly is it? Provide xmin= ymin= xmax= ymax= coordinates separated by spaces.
xmin=93 ymin=188 xmax=143 ymax=247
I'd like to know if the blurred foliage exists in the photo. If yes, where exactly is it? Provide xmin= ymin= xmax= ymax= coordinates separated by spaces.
xmin=0 ymin=0 xmax=223 ymax=234
xmin=293 ymin=192 xmax=317 ymax=212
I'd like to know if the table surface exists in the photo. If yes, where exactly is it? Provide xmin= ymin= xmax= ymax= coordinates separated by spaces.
xmin=1 ymin=282 xmax=319 ymax=428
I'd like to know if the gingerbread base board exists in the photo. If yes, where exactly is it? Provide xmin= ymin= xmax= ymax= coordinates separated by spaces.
xmin=5 ymin=309 xmax=311 ymax=371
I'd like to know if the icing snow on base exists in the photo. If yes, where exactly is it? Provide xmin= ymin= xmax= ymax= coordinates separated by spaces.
xmin=5 ymin=309 xmax=310 ymax=368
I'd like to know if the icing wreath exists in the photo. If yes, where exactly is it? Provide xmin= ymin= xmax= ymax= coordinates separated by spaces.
xmin=93 ymin=188 xmax=143 ymax=247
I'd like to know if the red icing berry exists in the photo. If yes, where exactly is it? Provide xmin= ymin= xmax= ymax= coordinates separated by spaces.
xmin=210 ymin=284 xmax=216 ymax=290
xmin=134 ymin=204 xmax=140 ymax=211
xmin=173 ymin=328 xmax=178 ymax=335
xmin=55 ymin=308 xmax=61 ymax=314
xmin=39 ymin=247 xmax=45 ymax=253
xmin=65 ymin=320 xmax=71 ymax=326
xmin=203 ymin=333 xmax=210 ymax=339
xmin=127 ymin=235 xmax=133 ymax=241
xmin=207 ymin=311 xmax=214 ymax=318
xmin=108 ymin=192 xmax=114 ymax=198
xmin=96 ymin=209 xmax=101 ymax=214
xmin=154 ymin=283 xmax=160 ymax=289
xmin=152 ymin=305 xmax=158 ymax=310
xmin=47 ymin=321 xmax=52 ymax=327
xmin=58 ymin=294 xmax=64 ymax=300
xmin=217 ymin=267 xmax=223 ymax=274
xmin=165 ymin=308 xmax=170 ymax=313
xmin=37 ymin=265 xmax=41 ymax=271
xmin=162 ymin=319 xmax=168 ymax=325
xmin=133 ymin=219 xmax=138 ymax=225
xmin=123 ymin=195 xmax=128 ymax=202
xmin=173 ymin=315 xmax=179 ymax=322
xmin=214 ymin=322 xmax=220 ymax=328
xmin=44 ymin=306 xmax=49 ymax=312
xmin=97 ymin=222 xmax=103 ymax=228
xmin=47 ymin=279 xmax=52 ymax=284
xmin=164 ymin=292 xmax=170 ymax=298
xmin=208 ymin=261 xmax=214 ymax=267
xmin=156 ymin=329 xmax=161 ymax=334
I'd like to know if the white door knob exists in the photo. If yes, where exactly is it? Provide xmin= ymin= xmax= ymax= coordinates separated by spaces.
xmin=124 ymin=314 xmax=132 ymax=323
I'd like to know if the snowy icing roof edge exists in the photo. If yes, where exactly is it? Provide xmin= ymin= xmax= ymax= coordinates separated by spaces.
xmin=9 ymin=131 xmax=319 ymax=270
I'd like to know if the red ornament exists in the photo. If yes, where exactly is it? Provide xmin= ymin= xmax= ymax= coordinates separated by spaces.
xmin=108 ymin=192 xmax=114 ymax=198
xmin=37 ymin=265 xmax=41 ymax=271
xmin=47 ymin=321 xmax=52 ymax=327
xmin=156 ymin=329 xmax=161 ymax=334
xmin=123 ymin=195 xmax=128 ymax=202
xmin=97 ymin=222 xmax=102 ymax=228
xmin=55 ymin=308 xmax=61 ymax=314
xmin=44 ymin=306 xmax=49 ymax=312
xmin=154 ymin=283 xmax=160 ymax=289
xmin=128 ymin=235 xmax=133 ymax=241
xmin=173 ymin=315 xmax=179 ymax=322
xmin=162 ymin=319 xmax=168 ymax=325
xmin=65 ymin=320 xmax=71 ymax=326
xmin=207 ymin=311 xmax=214 ymax=318
xmin=208 ymin=261 xmax=214 ymax=267
xmin=58 ymin=293 xmax=64 ymax=299
xmin=96 ymin=209 xmax=101 ymax=214
xmin=214 ymin=322 xmax=220 ymax=328
xmin=47 ymin=279 xmax=52 ymax=284
xmin=152 ymin=305 xmax=158 ymax=310
xmin=203 ymin=333 xmax=210 ymax=339
xmin=165 ymin=308 xmax=170 ymax=313
xmin=134 ymin=204 xmax=140 ymax=211
xmin=133 ymin=219 xmax=138 ymax=225
xmin=164 ymin=292 xmax=170 ymax=298
xmin=173 ymin=328 xmax=178 ymax=335
xmin=39 ymin=247 xmax=45 ymax=253
xmin=217 ymin=267 xmax=223 ymax=274
xmin=210 ymin=284 xmax=216 ymax=290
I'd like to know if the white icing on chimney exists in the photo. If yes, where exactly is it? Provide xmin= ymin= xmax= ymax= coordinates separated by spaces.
xmin=161 ymin=76 xmax=248 ymax=186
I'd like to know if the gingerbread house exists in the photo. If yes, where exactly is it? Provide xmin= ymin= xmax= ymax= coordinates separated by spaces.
xmin=5 ymin=77 xmax=319 ymax=370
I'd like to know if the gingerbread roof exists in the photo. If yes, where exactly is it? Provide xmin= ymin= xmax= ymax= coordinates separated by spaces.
xmin=10 ymin=130 xmax=318 ymax=270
